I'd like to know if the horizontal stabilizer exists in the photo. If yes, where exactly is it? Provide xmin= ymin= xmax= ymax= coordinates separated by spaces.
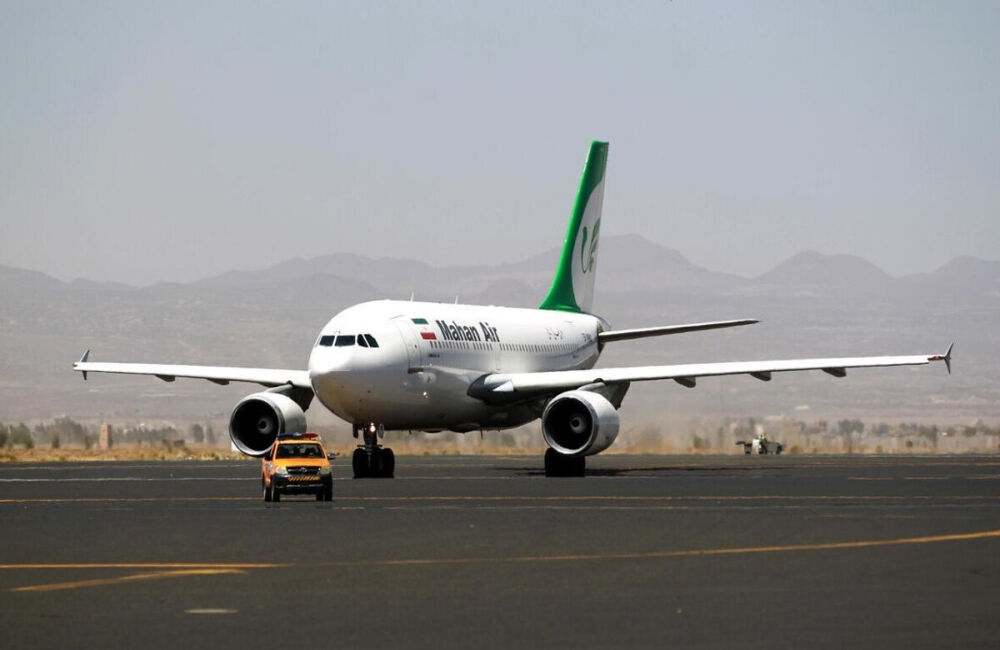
xmin=598 ymin=319 xmax=758 ymax=343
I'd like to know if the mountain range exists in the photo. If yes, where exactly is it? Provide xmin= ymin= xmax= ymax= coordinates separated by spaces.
xmin=1 ymin=235 xmax=997 ymax=428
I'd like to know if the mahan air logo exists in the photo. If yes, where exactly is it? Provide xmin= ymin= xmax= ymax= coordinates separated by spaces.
xmin=579 ymin=217 xmax=600 ymax=274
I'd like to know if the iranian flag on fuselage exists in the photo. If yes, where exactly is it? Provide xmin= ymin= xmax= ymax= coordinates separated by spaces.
xmin=412 ymin=318 xmax=437 ymax=340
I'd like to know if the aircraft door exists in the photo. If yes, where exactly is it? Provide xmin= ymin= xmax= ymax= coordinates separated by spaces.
xmin=392 ymin=316 xmax=425 ymax=371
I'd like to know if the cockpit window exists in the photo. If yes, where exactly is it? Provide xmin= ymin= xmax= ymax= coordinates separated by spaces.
xmin=319 ymin=333 xmax=377 ymax=349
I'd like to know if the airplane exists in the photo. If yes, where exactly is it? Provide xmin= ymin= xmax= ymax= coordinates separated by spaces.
xmin=73 ymin=141 xmax=953 ymax=478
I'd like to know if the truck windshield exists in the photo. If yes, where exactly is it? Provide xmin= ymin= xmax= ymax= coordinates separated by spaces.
xmin=275 ymin=444 xmax=324 ymax=459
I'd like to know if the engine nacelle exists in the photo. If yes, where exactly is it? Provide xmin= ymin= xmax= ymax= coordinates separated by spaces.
xmin=541 ymin=390 xmax=620 ymax=457
xmin=229 ymin=392 xmax=307 ymax=457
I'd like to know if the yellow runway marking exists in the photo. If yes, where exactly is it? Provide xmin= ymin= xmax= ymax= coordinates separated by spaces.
xmin=11 ymin=569 xmax=246 ymax=593
xmin=330 ymin=528 xmax=1000 ymax=567
xmin=5 ymin=530 xmax=999 ymax=591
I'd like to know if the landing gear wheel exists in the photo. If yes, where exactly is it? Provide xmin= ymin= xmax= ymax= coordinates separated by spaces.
xmin=544 ymin=448 xmax=586 ymax=477
xmin=352 ymin=446 xmax=395 ymax=478
xmin=352 ymin=448 xmax=367 ymax=478
xmin=381 ymin=448 xmax=395 ymax=478
xmin=369 ymin=448 xmax=385 ymax=477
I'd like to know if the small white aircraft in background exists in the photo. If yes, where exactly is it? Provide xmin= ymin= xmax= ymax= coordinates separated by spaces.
xmin=74 ymin=142 xmax=952 ymax=477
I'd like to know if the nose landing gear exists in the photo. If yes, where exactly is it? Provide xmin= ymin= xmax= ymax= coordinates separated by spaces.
xmin=352 ymin=423 xmax=395 ymax=478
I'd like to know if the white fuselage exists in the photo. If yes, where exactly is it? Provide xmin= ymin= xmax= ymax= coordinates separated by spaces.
xmin=307 ymin=300 xmax=605 ymax=431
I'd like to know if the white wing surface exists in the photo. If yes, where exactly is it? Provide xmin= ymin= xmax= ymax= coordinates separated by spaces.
xmin=597 ymin=319 xmax=758 ymax=343
xmin=73 ymin=351 xmax=311 ymax=389
xmin=472 ymin=347 xmax=952 ymax=401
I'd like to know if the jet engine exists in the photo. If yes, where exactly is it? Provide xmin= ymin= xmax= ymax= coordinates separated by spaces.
xmin=541 ymin=390 xmax=620 ymax=456
xmin=229 ymin=391 xmax=307 ymax=456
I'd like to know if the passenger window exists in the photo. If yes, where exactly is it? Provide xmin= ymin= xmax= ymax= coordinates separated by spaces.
xmin=319 ymin=335 xmax=335 ymax=347
xmin=358 ymin=335 xmax=369 ymax=348
xmin=335 ymin=335 xmax=356 ymax=347
xmin=365 ymin=334 xmax=379 ymax=348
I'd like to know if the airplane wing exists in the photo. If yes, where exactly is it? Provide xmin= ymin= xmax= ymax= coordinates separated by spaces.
xmin=72 ymin=351 xmax=311 ymax=389
xmin=470 ymin=345 xmax=953 ymax=403
xmin=598 ymin=319 xmax=758 ymax=343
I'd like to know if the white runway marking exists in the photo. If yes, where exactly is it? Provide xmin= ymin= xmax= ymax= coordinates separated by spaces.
xmin=0 ymin=477 xmax=247 ymax=482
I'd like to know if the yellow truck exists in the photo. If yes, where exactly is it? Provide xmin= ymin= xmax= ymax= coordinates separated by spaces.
xmin=261 ymin=433 xmax=334 ymax=502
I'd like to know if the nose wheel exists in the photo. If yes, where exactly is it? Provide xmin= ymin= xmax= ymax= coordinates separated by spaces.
xmin=352 ymin=423 xmax=395 ymax=478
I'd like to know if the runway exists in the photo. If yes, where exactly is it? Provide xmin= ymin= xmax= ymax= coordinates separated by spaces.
xmin=2 ymin=454 xmax=998 ymax=649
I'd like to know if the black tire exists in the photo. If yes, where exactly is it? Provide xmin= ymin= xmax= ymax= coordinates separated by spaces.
xmin=370 ymin=448 xmax=385 ymax=477
xmin=381 ymin=448 xmax=395 ymax=478
xmin=263 ymin=483 xmax=272 ymax=502
xmin=544 ymin=448 xmax=561 ymax=477
xmin=315 ymin=492 xmax=324 ymax=501
xmin=323 ymin=484 xmax=333 ymax=501
xmin=544 ymin=448 xmax=586 ymax=477
xmin=352 ymin=448 xmax=366 ymax=479
xmin=272 ymin=487 xmax=280 ymax=502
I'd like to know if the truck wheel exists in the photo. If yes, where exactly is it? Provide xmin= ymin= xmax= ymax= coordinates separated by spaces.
xmin=323 ymin=484 xmax=333 ymax=501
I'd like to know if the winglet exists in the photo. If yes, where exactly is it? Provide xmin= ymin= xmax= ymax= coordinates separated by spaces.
xmin=76 ymin=349 xmax=90 ymax=380
xmin=928 ymin=343 xmax=954 ymax=375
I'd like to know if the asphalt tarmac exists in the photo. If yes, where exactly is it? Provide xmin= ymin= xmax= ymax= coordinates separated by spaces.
xmin=1 ymin=454 xmax=998 ymax=649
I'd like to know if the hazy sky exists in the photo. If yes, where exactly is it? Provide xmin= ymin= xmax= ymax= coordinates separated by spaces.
xmin=2 ymin=1 xmax=997 ymax=285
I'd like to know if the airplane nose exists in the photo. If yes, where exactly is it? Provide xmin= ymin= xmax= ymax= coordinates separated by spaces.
xmin=308 ymin=349 xmax=354 ymax=384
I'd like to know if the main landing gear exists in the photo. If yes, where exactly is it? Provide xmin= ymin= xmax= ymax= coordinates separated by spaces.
xmin=544 ymin=448 xmax=586 ymax=477
xmin=352 ymin=423 xmax=395 ymax=479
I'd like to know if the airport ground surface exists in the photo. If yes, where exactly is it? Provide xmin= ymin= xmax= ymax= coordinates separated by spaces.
xmin=1 ymin=454 xmax=998 ymax=649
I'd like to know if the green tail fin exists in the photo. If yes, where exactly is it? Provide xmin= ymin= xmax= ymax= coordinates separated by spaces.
xmin=539 ymin=141 xmax=609 ymax=314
